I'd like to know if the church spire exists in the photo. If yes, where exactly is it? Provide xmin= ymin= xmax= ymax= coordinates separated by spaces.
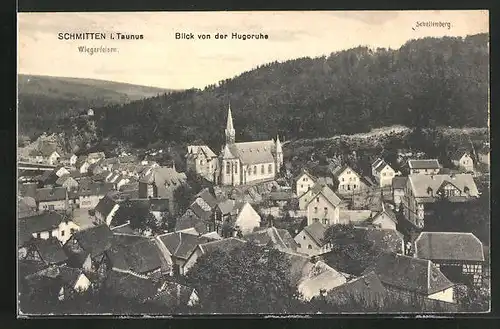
xmin=275 ymin=135 xmax=282 ymax=153
xmin=225 ymin=102 xmax=235 ymax=144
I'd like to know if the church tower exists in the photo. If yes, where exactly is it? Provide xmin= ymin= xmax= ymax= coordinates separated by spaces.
xmin=224 ymin=103 xmax=235 ymax=144
xmin=275 ymin=135 xmax=283 ymax=172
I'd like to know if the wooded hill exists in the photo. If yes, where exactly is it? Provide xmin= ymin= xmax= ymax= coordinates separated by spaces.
xmin=95 ymin=33 xmax=488 ymax=150
xmin=18 ymin=75 xmax=174 ymax=138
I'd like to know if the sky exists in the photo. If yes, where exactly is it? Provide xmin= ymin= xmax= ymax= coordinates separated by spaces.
xmin=18 ymin=11 xmax=489 ymax=89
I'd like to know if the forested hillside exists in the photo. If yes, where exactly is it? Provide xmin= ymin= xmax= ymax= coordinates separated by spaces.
xmin=96 ymin=33 xmax=488 ymax=150
xmin=18 ymin=75 xmax=173 ymax=138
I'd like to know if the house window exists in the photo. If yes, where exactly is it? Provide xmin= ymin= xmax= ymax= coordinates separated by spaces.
xmin=342 ymin=178 xmax=345 ymax=182
xmin=347 ymin=185 xmax=351 ymax=191
xmin=61 ymin=230 xmax=65 ymax=236
xmin=322 ymin=218 xmax=328 ymax=225
xmin=347 ymin=171 xmax=351 ymax=174
xmin=70 ymin=228 xmax=76 ymax=234
xmin=303 ymin=236 xmax=306 ymax=240
xmin=297 ymin=243 xmax=301 ymax=248
xmin=304 ymin=198 xmax=307 ymax=203
xmin=308 ymin=245 xmax=312 ymax=249
xmin=353 ymin=184 xmax=357 ymax=189
xmin=261 ymin=165 xmax=264 ymax=174
xmin=235 ymin=162 xmax=238 ymax=174
xmin=48 ymin=205 xmax=55 ymax=210
xmin=36 ymin=232 xmax=41 ymax=238
xmin=200 ymin=160 xmax=204 ymax=165
xmin=301 ymin=184 xmax=303 ymax=188
xmin=253 ymin=166 xmax=257 ymax=175
xmin=383 ymin=172 xmax=386 ymax=176
xmin=314 ymin=207 xmax=318 ymax=213
xmin=268 ymin=164 xmax=272 ymax=173
xmin=49 ymin=231 xmax=53 ymax=238
xmin=324 ymin=207 xmax=328 ymax=213
xmin=316 ymin=197 xmax=319 ymax=202
xmin=226 ymin=162 xmax=231 ymax=174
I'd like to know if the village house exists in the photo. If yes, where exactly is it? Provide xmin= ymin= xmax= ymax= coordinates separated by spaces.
xmin=86 ymin=152 xmax=106 ymax=165
xmin=54 ymin=165 xmax=71 ymax=178
xmin=76 ymin=182 xmax=115 ymax=209
xmin=94 ymin=194 xmax=120 ymax=226
xmin=332 ymin=165 xmax=370 ymax=195
xmin=55 ymin=175 xmax=79 ymax=190
xmin=371 ymin=158 xmax=397 ymax=188
xmin=414 ymin=232 xmax=485 ymax=286
xmin=364 ymin=252 xmax=456 ymax=304
xmin=75 ymin=157 xmax=91 ymax=174
xmin=477 ymin=145 xmax=490 ymax=166
xmin=30 ymin=144 xmax=61 ymax=165
xmin=215 ymin=104 xmax=283 ymax=186
xmin=243 ymin=227 xmax=298 ymax=253
xmin=19 ymin=211 xmax=80 ymax=244
xmin=402 ymin=173 xmax=479 ymax=228
xmin=63 ymin=224 xmax=114 ymax=280
xmin=138 ymin=166 xmax=187 ymax=214
xmin=22 ymin=237 xmax=68 ymax=266
xmin=183 ymin=238 xmax=246 ymax=275
xmin=295 ymin=169 xmax=317 ymax=197
xmin=304 ymin=183 xmax=342 ymax=226
xmin=450 ymin=150 xmax=475 ymax=172
xmin=297 ymin=261 xmax=348 ymax=301
xmin=155 ymin=231 xmax=215 ymax=276
xmin=186 ymin=145 xmax=218 ymax=182
xmin=294 ymin=221 xmax=330 ymax=256
xmin=106 ymin=233 xmax=170 ymax=278
xmin=392 ymin=176 xmax=407 ymax=210
xmin=35 ymin=187 xmax=68 ymax=212
xmin=213 ymin=200 xmax=261 ymax=236
xmin=69 ymin=154 xmax=78 ymax=167
xmin=407 ymin=159 xmax=441 ymax=175
xmin=366 ymin=206 xmax=398 ymax=230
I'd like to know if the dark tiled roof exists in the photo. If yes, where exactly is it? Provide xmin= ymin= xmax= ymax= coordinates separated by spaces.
xmin=19 ymin=212 xmax=63 ymax=235
xmin=190 ymin=202 xmax=212 ymax=222
xmin=36 ymin=187 xmax=67 ymax=202
xmin=146 ymin=281 xmax=197 ymax=307
xmin=450 ymin=149 xmax=473 ymax=162
xmin=414 ymin=232 xmax=484 ymax=262
xmin=94 ymin=195 xmax=118 ymax=218
xmin=308 ymin=183 xmax=342 ymax=208
xmin=244 ymin=227 xmax=298 ymax=251
xmin=303 ymin=222 xmax=327 ymax=247
xmin=268 ymin=191 xmax=294 ymax=201
xmin=158 ymin=232 xmax=212 ymax=260
xmin=198 ymin=237 xmax=246 ymax=255
xmin=104 ymin=269 xmax=160 ymax=301
xmin=392 ymin=176 xmax=407 ymax=189
xmin=108 ymin=235 xmax=167 ymax=274
xmin=175 ymin=212 xmax=208 ymax=234
xmin=18 ymin=183 xmax=38 ymax=199
xmin=325 ymin=271 xmax=387 ymax=307
xmin=30 ymin=238 xmax=68 ymax=264
xmin=38 ymin=170 xmax=59 ymax=185
xmin=364 ymin=253 xmax=454 ymax=295
xmin=71 ymin=224 xmax=113 ymax=257
xmin=76 ymin=182 xmax=114 ymax=197
xmin=57 ymin=265 xmax=84 ymax=287
xmin=194 ymin=188 xmax=218 ymax=209
xmin=149 ymin=198 xmax=170 ymax=212
xmin=18 ymin=196 xmax=37 ymax=218
xmin=408 ymin=159 xmax=441 ymax=170
xmin=357 ymin=228 xmax=404 ymax=254
xmin=18 ymin=259 xmax=49 ymax=279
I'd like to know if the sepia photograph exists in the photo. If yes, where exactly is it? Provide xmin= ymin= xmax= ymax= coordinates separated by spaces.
xmin=17 ymin=10 xmax=490 ymax=316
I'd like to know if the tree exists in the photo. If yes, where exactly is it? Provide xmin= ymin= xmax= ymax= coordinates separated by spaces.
xmin=186 ymin=243 xmax=299 ymax=313
xmin=113 ymin=199 xmax=160 ymax=234
xmin=163 ymin=211 xmax=177 ymax=232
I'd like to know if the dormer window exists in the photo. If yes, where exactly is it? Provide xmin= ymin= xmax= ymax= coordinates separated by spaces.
xmin=427 ymin=187 xmax=433 ymax=195
xmin=464 ymin=186 xmax=470 ymax=195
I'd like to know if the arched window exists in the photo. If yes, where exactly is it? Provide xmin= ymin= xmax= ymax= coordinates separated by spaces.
xmin=308 ymin=245 xmax=312 ymax=249
xmin=253 ymin=166 xmax=257 ymax=175
xmin=226 ymin=162 xmax=231 ymax=174
xmin=427 ymin=187 xmax=433 ymax=195
xmin=268 ymin=164 xmax=273 ymax=173
xmin=234 ymin=162 xmax=238 ymax=174
xmin=261 ymin=165 xmax=265 ymax=174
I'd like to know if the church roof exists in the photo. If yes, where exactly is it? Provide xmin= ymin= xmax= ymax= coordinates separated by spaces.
xmin=228 ymin=141 xmax=275 ymax=165
xmin=226 ymin=104 xmax=234 ymax=132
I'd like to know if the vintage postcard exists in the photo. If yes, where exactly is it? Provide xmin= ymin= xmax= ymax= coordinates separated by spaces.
xmin=17 ymin=10 xmax=490 ymax=316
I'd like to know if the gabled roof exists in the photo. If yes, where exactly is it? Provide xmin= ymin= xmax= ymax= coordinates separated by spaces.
xmin=450 ymin=149 xmax=473 ymax=162
xmin=189 ymin=202 xmax=212 ymax=222
xmin=414 ymin=232 xmax=485 ymax=262
xmin=279 ymin=250 xmax=314 ymax=287
xmin=70 ymin=224 xmax=113 ymax=257
xmin=357 ymin=227 xmax=404 ymax=254
xmin=332 ymin=165 xmax=359 ymax=179
xmin=298 ymin=261 xmax=348 ymax=301
xmin=408 ymin=173 xmax=479 ymax=199
xmin=227 ymin=140 xmax=276 ymax=165
xmin=408 ymin=159 xmax=441 ymax=170
xmin=176 ymin=211 xmax=208 ymax=234
xmin=138 ymin=166 xmax=187 ymax=187
xmin=187 ymin=145 xmax=217 ymax=158
xmin=104 ymin=269 xmax=160 ymax=301
xmin=19 ymin=212 xmax=63 ymax=235
xmin=197 ymin=237 xmax=246 ymax=255
xmin=295 ymin=169 xmax=317 ymax=182
xmin=302 ymin=222 xmax=327 ymax=247
xmin=364 ymin=253 xmax=455 ymax=295
xmin=325 ymin=271 xmax=387 ymax=306
xmin=217 ymin=199 xmax=236 ymax=215
xmin=157 ymin=232 xmax=212 ymax=260
xmin=193 ymin=188 xmax=218 ymax=209
xmin=18 ymin=196 xmax=37 ymax=218
xmin=87 ymin=152 xmax=105 ymax=160
xmin=374 ymin=159 xmax=392 ymax=173
xmin=94 ymin=195 xmax=118 ymax=218
xmin=392 ymin=176 xmax=407 ymax=189
xmin=36 ymin=187 xmax=67 ymax=202
xmin=372 ymin=158 xmax=384 ymax=169
xmin=244 ymin=227 xmax=298 ymax=252
xmin=306 ymin=183 xmax=342 ymax=208
xmin=55 ymin=175 xmax=77 ymax=186
xmin=370 ymin=209 xmax=398 ymax=225
xmin=18 ymin=259 xmax=49 ymax=280
xmin=30 ymin=237 xmax=68 ymax=264
xmin=76 ymin=182 xmax=114 ymax=197
xmin=57 ymin=265 xmax=86 ymax=287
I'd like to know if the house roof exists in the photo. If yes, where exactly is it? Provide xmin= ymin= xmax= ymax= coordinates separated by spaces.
xmin=364 ymin=253 xmax=455 ymax=295
xmin=295 ymin=169 xmax=317 ymax=182
xmin=227 ymin=140 xmax=276 ymax=165
xmin=110 ymin=222 xmax=135 ymax=234
xmin=392 ymin=176 xmax=407 ymax=189
xmin=408 ymin=159 xmax=441 ymax=170
xmin=189 ymin=202 xmax=212 ymax=222
xmin=18 ymin=259 xmax=49 ymax=279
xmin=57 ymin=265 xmax=85 ymax=287
xmin=19 ymin=212 xmax=63 ymax=235
xmin=450 ymin=149 xmax=473 ymax=162
xmin=76 ymin=182 xmax=115 ymax=197
xmin=307 ymin=183 xmax=342 ymax=208
xmin=280 ymin=250 xmax=314 ymax=287
xmin=55 ymin=175 xmax=76 ymax=186
xmin=187 ymin=145 xmax=217 ymax=158
xmin=176 ymin=211 xmax=208 ymax=234
xmin=374 ymin=160 xmax=392 ymax=174
xmin=71 ymin=224 xmax=113 ymax=257
xmin=298 ymin=261 xmax=347 ymax=301
xmin=18 ymin=196 xmax=37 ymax=218
xmin=332 ymin=165 xmax=360 ymax=179
xmin=18 ymin=183 xmax=38 ymax=199
xmin=357 ymin=228 xmax=404 ymax=254
xmin=30 ymin=237 xmax=68 ymax=264
xmin=268 ymin=191 xmax=294 ymax=201
xmin=87 ymin=152 xmax=105 ymax=160
xmin=302 ymin=222 xmax=328 ymax=247
xmin=244 ymin=227 xmax=298 ymax=252
xmin=217 ymin=199 xmax=236 ymax=215
xmin=138 ymin=166 xmax=187 ymax=187
xmin=325 ymin=271 xmax=387 ymax=306
xmin=414 ymin=232 xmax=485 ymax=262
xmin=146 ymin=281 xmax=197 ymax=307
xmin=198 ymin=237 xmax=246 ymax=255
xmin=408 ymin=173 xmax=479 ymax=199
xmin=194 ymin=188 xmax=218 ymax=209
xmin=104 ymin=269 xmax=160 ymax=301
xmin=36 ymin=187 xmax=67 ymax=202
xmin=94 ymin=195 xmax=118 ymax=218
xmin=370 ymin=209 xmax=398 ymax=225
xmin=157 ymin=232 xmax=212 ymax=260
xmin=108 ymin=235 xmax=167 ymax=274
xmin=201 ymin=231 xmax=223 ymax=240
xmin=372 ymin=158 xmax=384 ymax=169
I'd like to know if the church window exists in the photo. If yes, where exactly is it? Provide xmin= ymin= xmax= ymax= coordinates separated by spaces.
xmin=268 ymin=164 xmax=272 ymax=173
xmin=261 ymin=165 xmax=264 ymax=174
xmin=253 ymin=166 xmax=257 ymax=175
xmin=226 ymin=162 xmax=230 ymax=174
xmin=235 ymin=162 xmax=238 ymax=174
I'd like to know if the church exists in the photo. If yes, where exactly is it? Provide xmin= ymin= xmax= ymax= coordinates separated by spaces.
xmin=186 ymin=104 xmax=283 ymax=186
